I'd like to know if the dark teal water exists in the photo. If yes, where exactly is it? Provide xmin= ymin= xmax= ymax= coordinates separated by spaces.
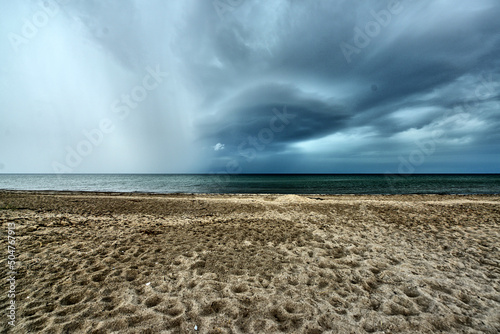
xmin=0 ymin=174 xmax=499 ymax=194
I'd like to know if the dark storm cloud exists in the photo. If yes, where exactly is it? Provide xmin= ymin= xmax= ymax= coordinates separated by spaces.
xmin=198 ymin=83 xmax=350 ymax=148
xmin=197 ymin=0 xmax=500 ymax=172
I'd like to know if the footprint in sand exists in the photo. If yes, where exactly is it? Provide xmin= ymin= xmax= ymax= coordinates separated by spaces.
xmin=201 ymin=299 xmax=226 ymax=316
xmin=231 ymin=284 xmax=248 ymax=294
xmin=144 ymin=295 xmax=163 ymax=308
xmin=157 ymin=299 xmax=184 ymax=317
xmin=60 ymin=292 xmax=85 ymax=306
xmin=91 ymin=271 xmax=109 ymax=282
xmin=125 ymin=270 xmax=138 ymax=281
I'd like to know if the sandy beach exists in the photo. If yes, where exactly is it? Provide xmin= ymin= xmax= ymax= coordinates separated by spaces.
xmin=1 ymin=191 xmax=499 ymax=333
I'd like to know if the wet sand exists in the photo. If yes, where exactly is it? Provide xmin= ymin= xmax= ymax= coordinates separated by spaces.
xmin=1 ymin=191 xmax=499 ymax=333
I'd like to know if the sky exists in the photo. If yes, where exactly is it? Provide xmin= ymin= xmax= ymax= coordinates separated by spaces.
xmin=0 ymin=0 xmax=499 ymax=174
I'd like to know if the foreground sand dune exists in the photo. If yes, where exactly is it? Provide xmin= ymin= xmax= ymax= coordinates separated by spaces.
xmin=0 ymin=191 xmax=499 ymax=333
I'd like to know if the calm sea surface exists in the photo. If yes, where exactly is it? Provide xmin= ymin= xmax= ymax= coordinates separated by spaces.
xmin=0 ymin=174 xmax=499 ymax=195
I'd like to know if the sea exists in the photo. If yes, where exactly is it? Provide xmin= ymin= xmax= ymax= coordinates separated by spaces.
xmin=0 ymin=174 xmax=499 ymax=195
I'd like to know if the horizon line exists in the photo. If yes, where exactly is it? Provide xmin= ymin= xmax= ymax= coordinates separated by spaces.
xmin=1 ymin=173 xmax=499 ymax=176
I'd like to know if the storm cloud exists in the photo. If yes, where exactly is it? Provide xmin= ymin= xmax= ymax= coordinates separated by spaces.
xmin=1 ymin=0 xmax=499 ymax=173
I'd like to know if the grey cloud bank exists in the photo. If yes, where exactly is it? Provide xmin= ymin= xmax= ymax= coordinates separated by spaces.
xmin=0 ymin=0 xmax=499 ymax=173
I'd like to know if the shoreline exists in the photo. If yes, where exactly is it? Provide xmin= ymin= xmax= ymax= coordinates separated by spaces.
xmin=1 ymin=191 xmax=499 ymax=333
xmin=0 ymin=188 xmax=500 ymax=196
xmin=2 ymin=189 xmax=500 ymax=197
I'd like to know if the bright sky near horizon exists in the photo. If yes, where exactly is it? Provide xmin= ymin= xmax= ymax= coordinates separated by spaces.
xmin=0 ymin=0 xmax=499 ymax=174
